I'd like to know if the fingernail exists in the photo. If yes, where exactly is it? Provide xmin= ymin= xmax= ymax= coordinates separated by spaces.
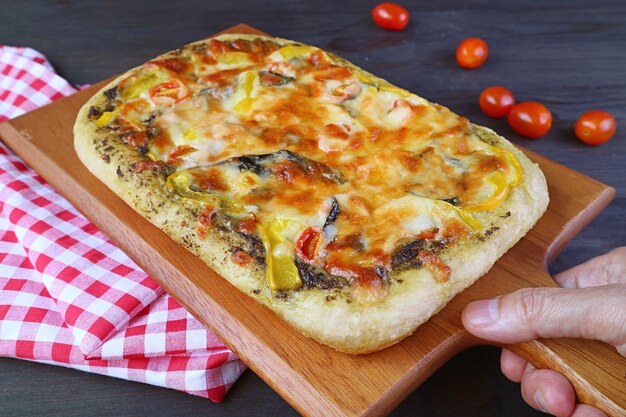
xmin=465 ymin=299 xmax=499 ymax=327
xmin=533 ymin=390 xmax=549 ymax=413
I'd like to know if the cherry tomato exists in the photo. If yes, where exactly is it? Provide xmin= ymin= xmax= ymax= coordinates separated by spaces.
xmin=575 ymin=110 xmax=617 ymax=146
xmin=507 ymin=101 xmax=553 ymax=139
xmin=149 ymin=80 xmax=188 ymax=106
xmin=456 ymin=38 xmax=488 ymax=69
xmin=295 ymin=227 xmax=322 ymax=263
xmin=372 ymin=2 xmax=409 ymax=31
xmin=479 ymin=86 xmax=515 ymax=118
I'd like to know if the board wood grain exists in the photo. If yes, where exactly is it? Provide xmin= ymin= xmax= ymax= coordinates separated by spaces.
xmin=0 ymin=23 xmax=624 ymax=417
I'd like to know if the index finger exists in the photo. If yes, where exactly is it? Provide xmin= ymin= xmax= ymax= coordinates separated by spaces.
xmin=553 ymin=247 xmax=626 ymax=289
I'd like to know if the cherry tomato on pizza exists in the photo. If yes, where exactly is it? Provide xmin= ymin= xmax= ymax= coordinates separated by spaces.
xmin=507 ymin=101 xmax=553 ymax=139
xmin=574 ymin=110 xmax=617 ymax=146
xmin=456 ymin=38 xmax=488 ymax=69
xmin=372 ymin=2 xmax=409 ymax=31
xmin=149 ymin=80 xmax=188 ymax=106
xmin=479 ymin=86 xmax=515 ymax=118
xmin=295 ymin=227 xmax=323 ymax=264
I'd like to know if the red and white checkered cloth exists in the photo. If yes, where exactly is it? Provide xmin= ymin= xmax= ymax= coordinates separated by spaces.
xmin=0 ymin=45 xmax=245 ymax=401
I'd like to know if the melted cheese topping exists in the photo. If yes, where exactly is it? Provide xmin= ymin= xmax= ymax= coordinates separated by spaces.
xmin=95 ymin=37 xmax=523 ymax=297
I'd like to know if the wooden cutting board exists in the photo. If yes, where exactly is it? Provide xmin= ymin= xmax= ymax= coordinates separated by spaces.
xmin=1 ymin=23 xmax=623 ymax=417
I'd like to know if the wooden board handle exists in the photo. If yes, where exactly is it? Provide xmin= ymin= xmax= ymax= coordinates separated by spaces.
xmin=505 ymin=331 xmax=626 ymax=415
xmin=499 ymin=176 xmax=625 ymax=415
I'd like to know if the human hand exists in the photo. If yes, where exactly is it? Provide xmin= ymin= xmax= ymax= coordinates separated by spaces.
xmin=462 ymin=247 xmax=626 ymax=417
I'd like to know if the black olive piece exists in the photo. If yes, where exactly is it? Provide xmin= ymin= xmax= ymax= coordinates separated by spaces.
xmin=442 ymin=197 xmax=460 ymax=206
xmin=323 ymin=197 xmax=340 ymax=228
xmin=294 ymin=257 xmax=346 ymax=290
xmin=236 ymin=156 xmax=266 ymax=175
xmin=103 ymin=86 xmax=118 ymax=100
xmin=275 ymin=150 xmax=346 ymax=184
xmin=88 ymin=106 xmax=102 ymax=119
xmin=391 ymin=239 xmax=426 ymax=268
xmin=258 ymin=70 xmax=295 ymax=86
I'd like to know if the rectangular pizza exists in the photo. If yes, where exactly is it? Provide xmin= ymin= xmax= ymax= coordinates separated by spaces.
xmin=74 ymin=34 xmax=549 ymax=354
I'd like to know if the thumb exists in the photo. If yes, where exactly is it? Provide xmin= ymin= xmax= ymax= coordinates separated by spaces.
xmin=462 ymin=285 xmax=626 ymax=356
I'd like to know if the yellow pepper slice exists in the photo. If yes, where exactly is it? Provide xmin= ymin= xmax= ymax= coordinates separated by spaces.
xmin=355 ymin=71 xmax=411 ymax=99
xmin=378 ymin=84 xmax=411 ymax=98
xmin=166 ymin=171 xmax=219 ymax=204
xmin=464 ymin=140 xmax=524 ymax=212
xmin=121 ymin=71 xmax=169 ymax=101
xmin=183 ymin=128 xmax=197 ymax=141
xmin=356 ymin=71 xmax=376 ymax=85
xmin=258 ymin=219 xmax=302 ymax=291
xmin=445 ymin=203 xmax=482 ymax=230
xmin=94 ymin=109 xmax=119 ymax=128
xmin=275 ymin=45 xmax=318 ymax=60
xmin=221 ymin=52 xmax=251 ymax=65
xmin=464 ymin=171 xmax=509 ymax=212
xmin=233 ymin=71 xmax=258 ymax=113
xmin=500 ymin=149 xmax=523 ymax=187
xmin=166 ymin=171 xmax=246 ymax=213
xmin=475 ymin=140 xmax=524 ymax=187
xmin=234 ymin=98 xmax=255 ymax=113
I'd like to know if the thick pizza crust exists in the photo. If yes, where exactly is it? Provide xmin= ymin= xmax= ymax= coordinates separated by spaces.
xmin=74 ymin=34 xmax=549 ymax=354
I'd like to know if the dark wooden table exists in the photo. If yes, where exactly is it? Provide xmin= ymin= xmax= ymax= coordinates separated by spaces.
xmin=1 ymin=1 xmax=624 ymax=416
